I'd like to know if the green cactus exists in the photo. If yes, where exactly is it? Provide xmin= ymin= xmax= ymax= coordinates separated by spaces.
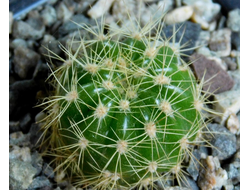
xmin=40 ymin=11 xmax=208 ymax=190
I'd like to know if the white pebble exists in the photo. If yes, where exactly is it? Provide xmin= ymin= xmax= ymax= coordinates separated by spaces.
xmin=164 ymin=6 xmax=193 ymax=25
xmin=198 ymin=156 xmax=228 ymax=190
xmin=213 ymin=70 xmax=240 ymax=125
xmin=191 ymin=0 xmax=221 ymax=29
xmin=9 ymin=146 xmax=32 ymax=162
xmin=87 ymin=0 xmax=115 ymax=19
xmin=227 ymin=8 xmax=240 ymax=32
xmin=226 ymin=113 xmax=240 ymax=134
xmin=209 ymin=28 xmax=232 ymax=57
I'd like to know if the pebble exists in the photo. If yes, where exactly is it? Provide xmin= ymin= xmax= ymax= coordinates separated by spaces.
xmin=195 ymin=30 xmax=210 ymax=47
xmin=198 ymin=156 xmax=228 ymax=190
xmin=12 ymin=20 xmax=44 ymax=40
xmin=222 ymin=57 xmax=238 ymax=70
xmin=10 ymin=38 xmax=28 ymax=49
xmin=41 ymin=5 xmax=57 ymax=27
xmin=182 ymin=176 xmax=199 ymax=190
xmin=164 ymin=6 xmax=193 ymax=25
xmin=190 ymin=53 xmax=234 ymax=94
xmin=58 ymin=14 xmax=94 ymax=36
xmin=43 ymin=163 xmax=55 ymax=179
xmin=27 ymin=176 xmax=52 ymax=189
xmin=187 ymin=149 xmax=201 ymax=180
xmin=224 ymin=163 xmax=240 ymax=185
xmin=213 ymin=70 xmax=240 ymax=124
xmin=9 ymin=159 xmax=37 ymax=190
xmin=87 ymin=0 xmax=115 ymax=19
xmin=31 ymin=151 xmax=44 ymax=176
xmin=226 ymin=113 xmax=240 ymax=134
xmin=162 ymin=21 xmax=201 ymax=56
xmin=56 ymin=2 xmax=74 ymax=23
xmin=9 ymin=131 xmax=30 ymax=147
xmin=9 ymin=146 xmax=32 ymax=162
xmin=227 ymin=9 xmax=240 ymax=32
xmin=38 ymin=34 xmax=61 ymax=56
xmin=209 ymin=28 xmax=232 ymax=57
xmin=206 ymin=123 xmax=237 ymax=160
xmin=13 ymin=46 xmax=40 ymax=79
xmin=190 ymin=0 xmax=221 ymax=30
xmin=196 ymin=47 xmax=227 ymax=70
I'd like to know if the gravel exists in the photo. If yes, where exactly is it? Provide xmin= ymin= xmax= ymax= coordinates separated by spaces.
xmin=9 ymin=0 xmax=240 ymax=189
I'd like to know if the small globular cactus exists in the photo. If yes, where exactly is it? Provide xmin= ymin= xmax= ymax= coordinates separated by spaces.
xmin=40 ymin=9 xmax=209 ymax=190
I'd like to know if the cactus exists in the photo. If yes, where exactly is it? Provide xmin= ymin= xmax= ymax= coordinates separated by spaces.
xmin=40 ymin=9 xmax=209 ymax=190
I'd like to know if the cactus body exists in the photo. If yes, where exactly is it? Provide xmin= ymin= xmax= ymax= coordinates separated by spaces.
xmin=42 ymin=16 xmax=205 ymax=189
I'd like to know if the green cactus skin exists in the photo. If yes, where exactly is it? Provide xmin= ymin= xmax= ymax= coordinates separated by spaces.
xmin=40 ymin=14 xmax=207 ymax=190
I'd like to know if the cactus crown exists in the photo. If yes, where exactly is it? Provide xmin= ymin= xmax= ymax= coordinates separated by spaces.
xmin=40 ymin=6 xmax=208 ymax=190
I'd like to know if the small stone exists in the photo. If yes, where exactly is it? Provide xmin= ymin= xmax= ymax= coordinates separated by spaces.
xmin=226 ymin=113 xmax=240 ymax=134
xmin=31 ymin=151 xmax=44 ymax=176
xmin=41 ymin=5 xmax=57 ymax=27
xmin=39 ymin=34 xmax=61 ymax=58
xmin=198 ymin=156 xmax=228 ymax=190
xmin=56 ymin=2 xmax=73 ymax=22
xmin=213 ymin=70 xmax=240 ymax=124
xmin=58 ymin=14 xmax=94 ymax=36
xmin=191 ymin=0 xmax=221 ymax=29
xmin=9 ymin=12 xmax=13 ymax=34
xmin=9 ymin=131 xmax=30 ymax=147
xmin=43 ymin=163 xmax=55 ymax=179
xmin=162 ymin=21 xmax=201 ymax=56
xmin=13 ymin=47 xmax=40 ymax=79
xmin=180 ymin=176 xmax=199 ymax=190
xmin=190 ymin=53 xmax=234 ymax=94
xmin=227 ymin=9 xmax=240 ymax=32
xmin=196 ymin=47 xmax=228 ymax=70
xmin=222 ymin=57 xmax=237 ymax=70
xmin=87 ymin=0 xmax=115 ymax=19
xmin=164 ymin=6 xmax=193 ymax=25
xmin=206 ymin=123 xmax=237 ymax=160
xmin=224 ymin=163 xmax=240 ymax=185
xmin=187 ymin=149 xmax=201 ymax=180
xmin=195 ymin=30 xmax=210 ymax=47
xmin=9 ymin=146 xmax=32 ymax=162
xmin=209 ymin=28 xmax=232 ymax=57
xmin=12 ymin=11 xmax=45 ymax=40
xmin=27 ymin=176 xmax=52 ymax=189
xmin=10 ymin=39 xmax=28 ymax=49
xmin=59 ymin=30 xmax=90 ymax=55
xmin=9 ymin=159 xmax=37 ymax=190
xmin=35 ymin=111 xmax=47 ymax=123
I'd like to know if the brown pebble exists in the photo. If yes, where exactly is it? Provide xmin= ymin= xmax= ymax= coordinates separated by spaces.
xmin=190 ymin=53 xmax=234 ymax=94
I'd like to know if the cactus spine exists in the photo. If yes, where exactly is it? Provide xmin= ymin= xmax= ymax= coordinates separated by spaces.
xmin=40 ymin=9 xmax=208 ymax=190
